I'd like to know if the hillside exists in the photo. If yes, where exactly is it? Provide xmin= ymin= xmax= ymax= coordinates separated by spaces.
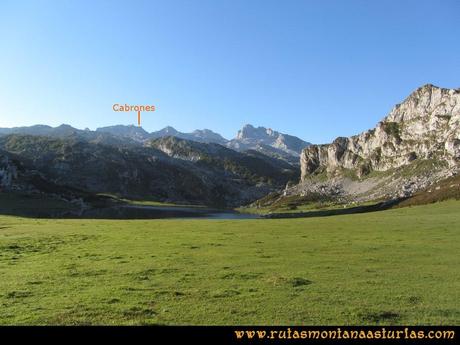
xmin=278 ymin=84 xmax=460 ymax=204
xmin=0 ymin=134 xmax=298 ymax=207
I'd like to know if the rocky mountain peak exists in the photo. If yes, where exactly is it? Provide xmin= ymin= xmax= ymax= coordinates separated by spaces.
xmin=385 ymin=84 xmax=460 ymax=124
xmin=231 ymin=124 xmax=311 ymax=157
xmin=236 ymin=124 xmax=277 ymax=140
xmin=159 ymin=126 xmax=178 ymax=134
xmin=296 ymin=84 xmax=459 ymax=203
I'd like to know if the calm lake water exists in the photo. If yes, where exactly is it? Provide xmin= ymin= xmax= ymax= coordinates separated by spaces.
xmin=77 ymin=205 xmax=260 ymax=220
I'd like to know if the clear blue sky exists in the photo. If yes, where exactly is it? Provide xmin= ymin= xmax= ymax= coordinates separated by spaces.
xmin=0 ymin=0 xmax=459 ymax=144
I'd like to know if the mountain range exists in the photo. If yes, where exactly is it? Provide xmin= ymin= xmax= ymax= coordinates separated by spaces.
xmin=1 ymin=84 xmax=459 ymax=211
xmin=0 ymin=123 xmax=310 ymax=160
xmin=0 ymin=124 xmax=302 ymax=207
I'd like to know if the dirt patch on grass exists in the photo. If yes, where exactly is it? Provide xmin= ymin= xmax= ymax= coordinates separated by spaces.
xmin=211 ymin=289 xmax=241 ymax=298
xmin=288 ymin=277 xmax=313 ymax=287
xmin=361 ymin=311 xmax=400 ymax=323
xmin=220 ymin=272 xmax=262 ymax=280
xmin=122 ymin=306 xmax=157 ymax=318
xmin=5 ymin=290 xmax=33 ymax=299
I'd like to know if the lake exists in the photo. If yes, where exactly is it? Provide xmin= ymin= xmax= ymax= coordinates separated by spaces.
xmin=76 ymin=204 xmax=260 ymax=220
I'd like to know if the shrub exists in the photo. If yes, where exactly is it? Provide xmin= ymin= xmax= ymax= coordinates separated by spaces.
xmin=382 ymin=122 xmax=401 ymax=140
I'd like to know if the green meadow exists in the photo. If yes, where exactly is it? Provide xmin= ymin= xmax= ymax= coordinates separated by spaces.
xmin=0 ymin=200 xmax=459 ymax=325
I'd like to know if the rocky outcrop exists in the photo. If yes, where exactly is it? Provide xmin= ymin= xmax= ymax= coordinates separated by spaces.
xmin=0 ymin=154 xmax=18 ymax=190
xmin=301 ymin=85 xmax=459 ymax=179
xmin=228 ymin=124 xmax=311 ymax=157
xmin=295 ymin=84 xmax=460 ymax=202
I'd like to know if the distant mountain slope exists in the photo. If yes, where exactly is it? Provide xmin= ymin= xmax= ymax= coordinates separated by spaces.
xmin=0 ymin=124 xmax=78 ymax=137
xmin=0 ymin=148 xmax=90 ymax=201
xmin=0 ymin=124 xmax=141 ymax=147
xmin=95 ymin=125 xmax=228 ymax=145
xmin=149 ymin=136 xmax=298 ymax=184
xmin=151 ymin=127 xmax=229 ymax=144
xmin=95 ymin=125 xmax=150 ymax=142
xmin=0 ymin=135 xmax=222 ymax=205
xmin=0 ymin=134 xmax=298 ymax=206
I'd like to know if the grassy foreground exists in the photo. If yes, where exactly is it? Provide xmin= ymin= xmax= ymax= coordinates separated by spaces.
xmin=0 ymin=201 xmax=459 ymax=325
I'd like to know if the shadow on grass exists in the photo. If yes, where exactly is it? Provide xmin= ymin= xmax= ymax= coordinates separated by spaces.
xmin=0 ymin=191 xmax=408 ymax=220
xmin=0 ymin=204 xmax=259 ymax=220
xmin=361 ymin=311 xmax=401 ymax=324
xmin=263 ymin=198 xmax=408 ymax=219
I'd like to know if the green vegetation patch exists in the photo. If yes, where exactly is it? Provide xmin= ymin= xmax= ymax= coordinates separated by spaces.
xmin=382 ymin=122 xmax=401 ymax=141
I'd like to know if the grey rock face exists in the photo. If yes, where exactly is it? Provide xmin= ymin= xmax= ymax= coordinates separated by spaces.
xmin=228 ymin=124 xmax=311 ymax=157
xmin=0 ymin=154 xmax=18 ymax=190
xmin=295 ymin=84 xmax=460 ymax=202
xmin=190 ymin=129 xmax=228 ymax=145
xmin=96 ymin=125 xmax=150 ymax=142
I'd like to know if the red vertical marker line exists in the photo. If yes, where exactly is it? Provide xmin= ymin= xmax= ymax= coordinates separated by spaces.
xmin=138 ymin=111 xmax=141 ymax=127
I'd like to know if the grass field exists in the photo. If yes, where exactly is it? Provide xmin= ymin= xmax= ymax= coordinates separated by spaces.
xmin=0 ymin=200 xmax=459 ymax=325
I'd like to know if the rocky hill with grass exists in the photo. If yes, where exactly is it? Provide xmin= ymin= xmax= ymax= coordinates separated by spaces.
xmin=0 ymin=133 xmax=298 ymax=207
xmin=149 ymin=136 xmax=298 ymax=184
xmin=280 ymin=84 xmax=460 ymax=204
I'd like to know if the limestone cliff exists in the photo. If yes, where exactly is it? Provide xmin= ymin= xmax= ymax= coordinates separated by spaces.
xmin=295 ymin=84 xmax=459 ymax=201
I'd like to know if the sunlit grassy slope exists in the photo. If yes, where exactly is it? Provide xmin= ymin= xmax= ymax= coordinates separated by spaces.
xmin=0 ymin=200 xmax=459 ymax=325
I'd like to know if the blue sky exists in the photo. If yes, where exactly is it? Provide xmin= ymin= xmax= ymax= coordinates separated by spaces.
xmin=0 ymin=0 xmax=459 ymax=144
